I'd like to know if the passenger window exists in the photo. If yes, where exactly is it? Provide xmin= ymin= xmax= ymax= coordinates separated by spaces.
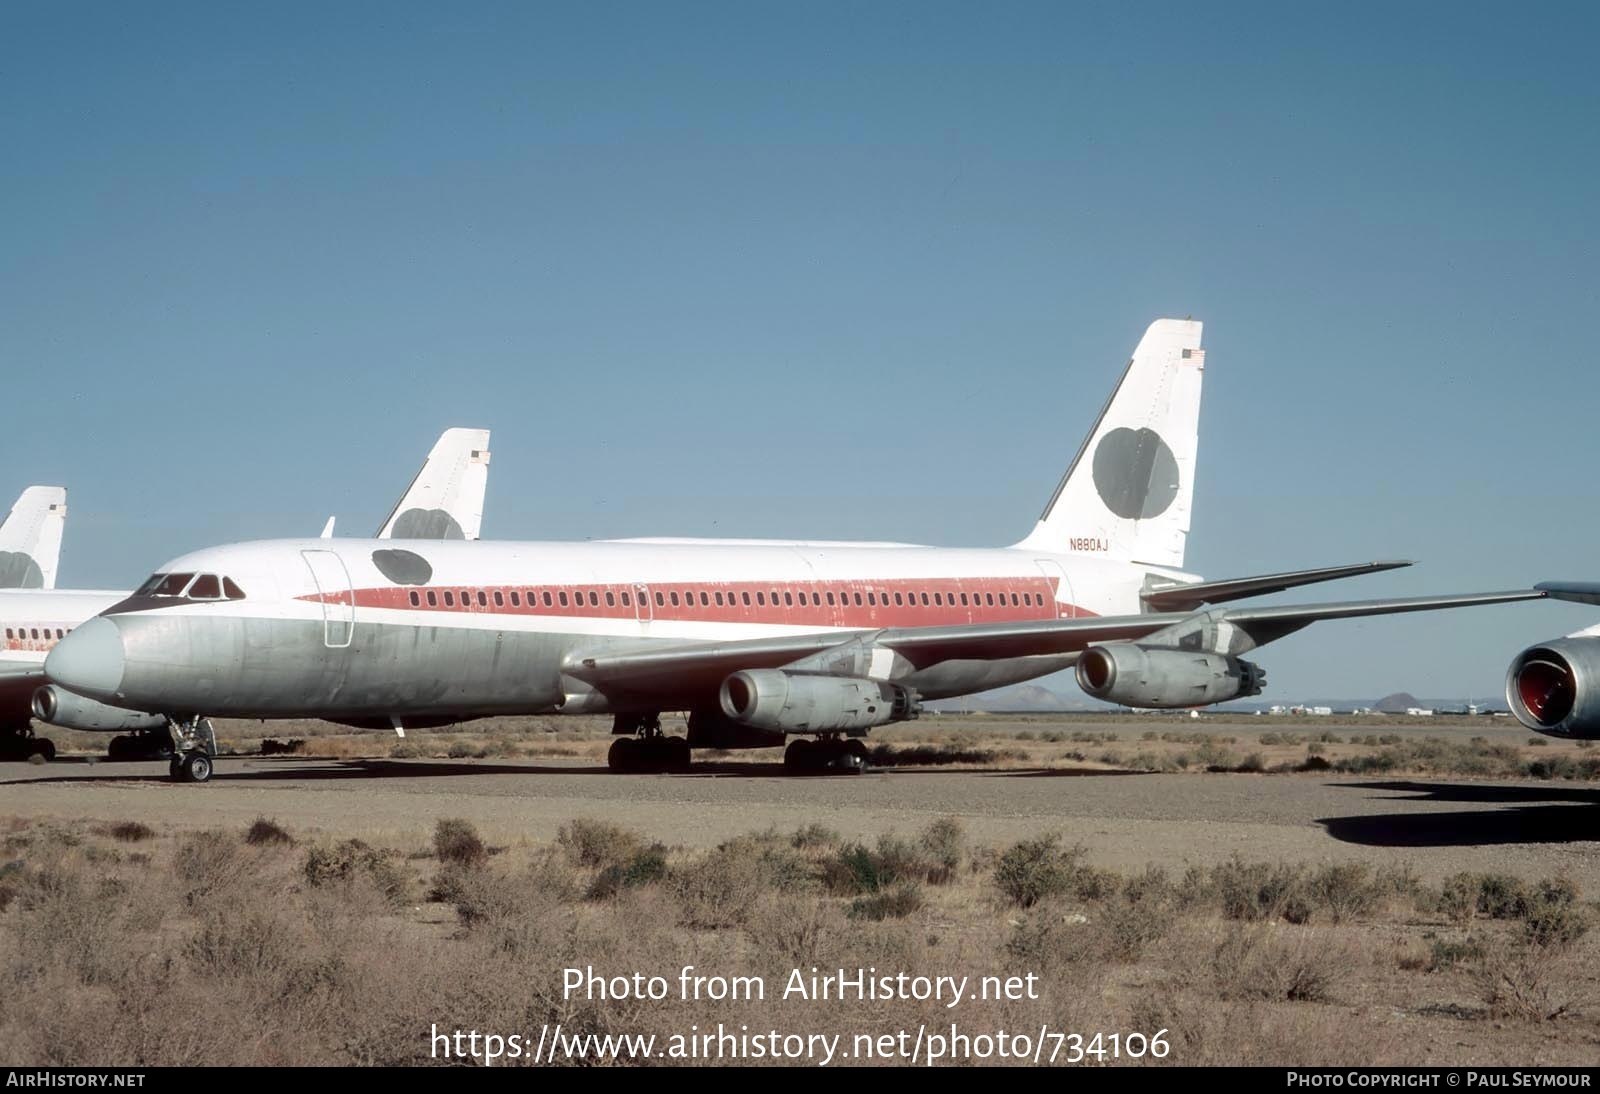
xmin=559 ymin=591 xmax=569 ymax=606
xmin=31 ymin=629 xmax=39 ymax=639
xmin=670 ymin=591 xmax=680 ymax=606
xmin=188 ymin=574 xmax=222 ymax=599
xmin=854 ymin=592 xmax=862 ymax=606
xmin=1011 ymin=593 xmax=1020 ymax=606
xmin=655 ymin=591 xmax=665 ymax=607
xmin=742 ymin=591 xmax=751 ymax=606
xmin=826 ymin=591 xmax=835 ymax=605
xmin=756 ymin=592 xmax=766 ymax=605
xmin=510 ymin=591 xmax=520 ymax=607
xmin=920 ymin=592 xmax=929 ymax=606
xmin=427 ymin=590 xmax=438 ymax=607
xmin=409 ymin=591 xmax=421 ymax=607
xmin=784 ymin=591 xmax=793 ymax=606
xmin=606 ymin=591 xmax=615 ymax=607
xmin=867 ymin=592 xmax=876 ymax=605
xmin=960 ymin=592 xmax=968 ymax=606
xmin=444 ymin=591 xmax=455 ymax=607
xmin=622 ymin=591 xmax=631 ymax=607
xmin=811 ymin=592 xmax=820 ymax=605
xmin=543 ymin=591 xmax=553 ymax=607
xmin=893 ymin=592 xmax=903 ymax=606
xmin=714 ymin=591 xmax=724 ymax=606
xmin=477 ymin=591 xmax=488 ymax=607
xmin=222 ymin=577 xmax=247 ymax=600
xmin=700 ymin=592 xmax=709 ymax=606
xmin=589 ymin=591 xmax=599 ymax=607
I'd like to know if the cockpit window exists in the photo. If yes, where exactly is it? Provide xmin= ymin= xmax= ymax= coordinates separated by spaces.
xmin=136 ymin=573 xmax=168 ymax=595
xmin=223 ymin=577 xmax=247 ymax=600
xmin=187 ymin=574 xmax=223 ymax=600
xmin=153 ymin=573 xmax=196 ymax=597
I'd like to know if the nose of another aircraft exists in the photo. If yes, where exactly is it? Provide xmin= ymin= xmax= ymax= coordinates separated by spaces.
xmin=45 ymin=617 xmax=127 ymax=701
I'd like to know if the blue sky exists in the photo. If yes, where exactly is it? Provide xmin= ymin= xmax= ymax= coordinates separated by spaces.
xmin=3 ymin=2 xmax=1597 ymax=699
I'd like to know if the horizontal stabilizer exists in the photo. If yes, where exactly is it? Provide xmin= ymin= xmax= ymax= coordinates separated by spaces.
xmin=1141 ymin=560 xmax=1414 ymax=613
xmin=1534 ymin=581 xmax=1600 ymax=607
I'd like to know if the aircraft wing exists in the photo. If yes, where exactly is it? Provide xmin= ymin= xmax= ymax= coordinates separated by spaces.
xmin=1534 ymin=581 xmax=1600 ymax=607
xmin=1140 ymin=560 xmax=1414 ymax=612
xmin=563 ymin=589 xmax=1544 ymax=698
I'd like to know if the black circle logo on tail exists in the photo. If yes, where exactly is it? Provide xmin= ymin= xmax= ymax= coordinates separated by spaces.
xmin=390 ymin=508 xmax=466 ymax=540
xmin=0 ymin=552 xmax=44 ymax=588
xmin=1091 ymin=427 xmax=1180 ymax=520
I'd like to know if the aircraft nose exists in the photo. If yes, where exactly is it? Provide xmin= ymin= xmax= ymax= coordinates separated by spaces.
xmin=45 ymin=617 xmax=126 ymax=701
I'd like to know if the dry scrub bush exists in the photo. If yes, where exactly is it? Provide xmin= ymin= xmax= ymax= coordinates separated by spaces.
xmin=244 ymin=817 xmax=293 ymax=846
xmin=1471 ymin=940 xmax=1586 ymax=1022
xmin=557 ymin=817 xmax=643 ymax=867
xmin=432 ymin=817 xmax=487 ymax=867
xmin=302 ymin=839 xmax=407 ymax=905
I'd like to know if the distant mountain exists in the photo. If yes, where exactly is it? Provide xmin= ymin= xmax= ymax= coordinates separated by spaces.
xmin=1374 ymin=692 xmax=1421 ymax=714
xmin=927 ymin=683 xmax=1504 ymax=715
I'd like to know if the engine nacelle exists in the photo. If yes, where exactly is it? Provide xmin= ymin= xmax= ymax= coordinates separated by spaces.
xmin=32 ymin=685 xmax=167 ymax=733
xmin=1075 ymin=644 xmax=1266 ymax=709
xmin=1506 ymin=638 xmax=1600 ymax=738
xmin=719 ymin=670 xmax=918 ymax=733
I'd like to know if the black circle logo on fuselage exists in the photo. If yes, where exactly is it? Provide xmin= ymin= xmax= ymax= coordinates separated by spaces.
xmin=1091 ymin=427 xmax=1180 ymax=520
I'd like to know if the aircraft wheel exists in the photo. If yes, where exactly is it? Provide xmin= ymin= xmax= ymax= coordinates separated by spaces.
xmin=108 ymin=735 xmax=132 ymax=761
xmin=607 ymin=737 xmax=636 ymax=773
xmin=169 ymin=756 xmax=183 ymax=779
xmin=784 ymin=738 xmax=814 ymax=773
xmin=176 ymin=752 xmax=212 ymax=784
xmin=844 ymin=739 xmax=869 ymax=763
xmin=29 ymin=738 xmax=56 ymax=762
xmin=666 ymin=736 xmax=692 ymax=772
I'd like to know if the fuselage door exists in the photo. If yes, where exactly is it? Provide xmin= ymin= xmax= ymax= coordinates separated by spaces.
xmin=301 ymin=549 xmax=355 ymax=648
xmin=1035 ymin=559 xmax=1076 ymax=618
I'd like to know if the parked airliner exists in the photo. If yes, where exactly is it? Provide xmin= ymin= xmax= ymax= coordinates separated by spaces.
xmin=3 ymin=429 xmax=490 ymax=762
xmin=44 ymin=320 xmax=1542 ymax=781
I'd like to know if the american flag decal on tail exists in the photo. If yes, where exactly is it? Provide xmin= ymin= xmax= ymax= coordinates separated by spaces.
xmin=1181 ymin=348 xmax=1205 ymax=367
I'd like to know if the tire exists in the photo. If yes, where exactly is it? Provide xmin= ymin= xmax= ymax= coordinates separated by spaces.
xmin=607 ymin=737 xmax=636 ymax=773
xmin=667 ymin=736 xmax=692 ymax=772
xmin=783 ymin=738 xmax=814 ymax=773
xmin=844 ymin=739 xmax=869 ymax=763
xmin=178 ymin=752 xmax=213 ymax=784
xmin=169 ymin=756 xmax=183 ymax=779
xmin=30 ymin=738 xmax=55 ymax=763
xmin=108 ymin=735 xmax=132 ymax=761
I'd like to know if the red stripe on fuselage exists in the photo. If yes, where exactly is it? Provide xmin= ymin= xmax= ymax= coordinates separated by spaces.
xmin=299 ymin=575 xmax=1095 ymax=628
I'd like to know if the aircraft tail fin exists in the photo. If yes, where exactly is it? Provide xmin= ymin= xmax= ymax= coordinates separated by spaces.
xmin=375 ymin=429 xmax=492 ymax=540
xmin=0 ymin=486 xmax=67 ymax=589
xmin=1013 ymin=319 xmax=1204 ymax=568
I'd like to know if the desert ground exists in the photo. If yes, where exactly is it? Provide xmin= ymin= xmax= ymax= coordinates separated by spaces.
xmin=3 ymin=713 xmax=1597 ymax=1066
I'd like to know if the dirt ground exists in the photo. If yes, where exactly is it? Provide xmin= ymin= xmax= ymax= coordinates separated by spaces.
xmin=6 ymin=713 xmax=1598 ymax=888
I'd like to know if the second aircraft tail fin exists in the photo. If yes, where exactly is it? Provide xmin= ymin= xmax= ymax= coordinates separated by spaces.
xmin=0 ymin=486 xmax=67 ymax=589
xmin=375 ymin=429 xmax=492 ymax=540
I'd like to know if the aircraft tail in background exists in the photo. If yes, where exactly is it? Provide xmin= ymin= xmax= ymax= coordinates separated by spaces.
xmin=0 ymin=486 xmax=66 ymax=589
xmin=375 ymin=428 xmax=492 ymax=541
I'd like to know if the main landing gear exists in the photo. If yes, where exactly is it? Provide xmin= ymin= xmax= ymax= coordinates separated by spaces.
xmin=165 ymin=716 xmax=217 ymax=784
xmin=0 ymin=725 xmax=55 ymax=762
xmin=784 ymin=735 xmax=869 ymax=775
xmin=607 ymin=713 xmax=692 ymax=773
xmin=107 ymin=730 xmax=174 ymax=762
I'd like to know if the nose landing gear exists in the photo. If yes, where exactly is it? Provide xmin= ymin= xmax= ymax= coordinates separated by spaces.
xmin=165 ymin=716 xmax=217 ymax=783
xmin=607 ymin=713 xmax=693 ymax=773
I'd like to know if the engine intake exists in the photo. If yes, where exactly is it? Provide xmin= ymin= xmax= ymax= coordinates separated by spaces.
xmin=32 ymin=685 xmax=167 ymax=733
xmin=1506 ymin=638 xmax=1600 ymax=738
xmin=1075 ymin=644 xmax=1266 ymax=709
xmin=719 ymin=670 xmax=917 ymax=733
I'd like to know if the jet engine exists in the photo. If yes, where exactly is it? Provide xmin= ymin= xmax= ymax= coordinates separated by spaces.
xmin=1075 ymin=644 xmax=1266 ymax=709
xmin=1505 ymin=638 xmax=1600 ymax=738
xmin=32 ymin=685 xmax=168 ymax=733
xmin=719 ymin=670 xmax=918 ymax=733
